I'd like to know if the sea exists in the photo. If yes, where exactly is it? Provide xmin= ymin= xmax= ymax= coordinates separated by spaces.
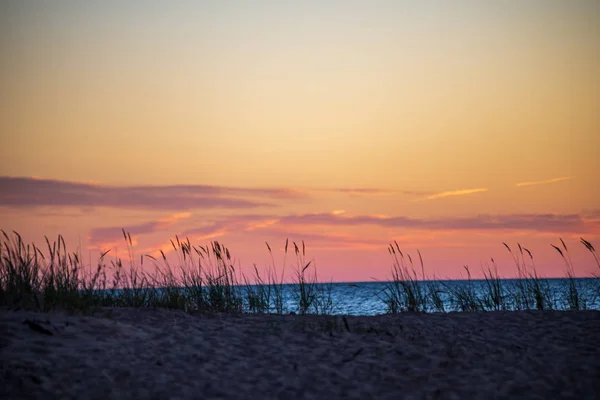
xmin=259 ymin=278 xmax=600 ymax=315
xmin=105 ymin=277 xmax=600 ymax=315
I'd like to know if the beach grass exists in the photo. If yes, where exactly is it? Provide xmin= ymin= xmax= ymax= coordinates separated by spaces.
xmin=1 ymin=229 xmax=599 ymax=315
xmin=378 ymin=242 xmax=429 ymax=313
xmin=445 ymin=266 xmax=485 ymax=312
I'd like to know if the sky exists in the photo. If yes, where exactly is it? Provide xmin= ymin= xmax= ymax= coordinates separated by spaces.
xmin=0 ymin=1 xmax=599 ymax=282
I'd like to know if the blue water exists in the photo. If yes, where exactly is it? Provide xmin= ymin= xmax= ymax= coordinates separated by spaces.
xmin=259 ymin=278 xmax=600 ymax=315
xmin=105 ymin=278 xmax=600 ymax=315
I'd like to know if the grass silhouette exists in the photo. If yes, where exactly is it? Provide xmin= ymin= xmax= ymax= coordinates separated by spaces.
xmin=1 ymin=230 xmax=598 ymax=314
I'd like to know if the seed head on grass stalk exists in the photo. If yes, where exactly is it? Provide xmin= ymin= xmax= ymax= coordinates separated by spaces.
xmin=481 ymin=259 xmax=506 ymax=311
xmin=443 ymin=265 xmax=484 ymax=312
xmin=263 ymin=239 xmax=289 ymax=314
xmin=504 ymin=242 xmax=531 ymax=310
xmin=243 ymin=263 xmax=271 ymax=313
xmin=580 ymin=238 xmax=600 ymax=307
xmin=580 ymin=238 xmax=599 ymax=270
xmin=522 ymin=246 xmax=553 ymax=311
xmin=552 ymin=238 xmax=587 ymax=310
xmin=380 ymin=242 xmax=428 ymax=313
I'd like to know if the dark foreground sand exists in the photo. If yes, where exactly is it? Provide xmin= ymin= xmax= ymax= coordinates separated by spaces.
xmin=1 ymin=308 xmax=599 ymax=399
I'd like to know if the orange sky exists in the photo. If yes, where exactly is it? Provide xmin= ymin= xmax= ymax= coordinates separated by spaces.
xmin=0 ymin=1 xmax=598 ymax=281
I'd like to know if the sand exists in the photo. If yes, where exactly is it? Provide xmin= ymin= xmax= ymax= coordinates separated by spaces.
xmin=1 ymin=308 xmax=599 ymax=399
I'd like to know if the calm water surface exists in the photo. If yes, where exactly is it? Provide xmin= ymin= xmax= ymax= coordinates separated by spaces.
xmin=107 ymin=278 xmax=600 ymax=315
xmin=271 ymin=278 xmax=600 ymax=315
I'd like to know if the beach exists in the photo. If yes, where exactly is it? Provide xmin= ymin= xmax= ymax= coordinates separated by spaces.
xmin=1 ymin=308 xmax=599 ymax=399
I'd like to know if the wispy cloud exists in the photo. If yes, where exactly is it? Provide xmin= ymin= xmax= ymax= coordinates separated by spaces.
xmin=86 ymin=209 xmax=596 ymax=254
xmin=2 ymin=177 xmax=448 ymax=213
xmin=247 ymin=227 xmax=386 ymax=250
xmin=277 ymin=212 xmax=589 ymax=233
xmin=582 ymin=209 xmax=600 ymax=219
xmin=184 ymin=211 xmax=593 ymax=235
xmin=425 ymin=188 xmax=488 ymax=200
xmin=332 ymin=188 xmax=394 ymax=197
xmin=89 ymin=212 xmax=192 ymax=246
xmin=0 ymin=176 xmax=304 ymax=210
xmin=209 ymin=210 xmax=593 ymax=234
xmin=515 ymin=176 xmax=574 ymax=187
xmin=319 ymin=188 xmax=432 ymax=197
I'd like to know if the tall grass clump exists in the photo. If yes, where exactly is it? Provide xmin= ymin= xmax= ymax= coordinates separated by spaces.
xmin=147 ymin=235 xmax=244 ymax=313
xmin=0 ymin=229 xmax=250 ymax=313
xmin=38 ymin=235 xmax=81 ymax=310
xmin=552 ymin=238 xmax=588 ymax=310
xmin=292 ymin=240 xmax=316 ymax=314
xmin=2 ymin=228 xmax=599 ymax=315
xmin=0 ymin=229 xmax=341 ymax=315
xmin=425 ymin=273 xmax=446 ymax=313
xmin=287 ymin=240 xmax=336 ymax=315
xmin=0 ymin=230 xmax=114 ymax=311
xmin=144 ymin=245 xmax=188 ymax=310
xmin=480 ymin=259 xmax=507 ymax=311
xmin=106 ymin=231 xmax=153 ymax=308
xmin=242 ymin=264 xmax=273 ymax=313
xmin=0 ymin=230 xmax=44 ymax=309
xmin=263 ymin=240 xmax=288 ymax=314
xmin=201 ymin=241 xmax=244 ymax=312
xmin=380 ymin=242 xmax=430 ymax=313
xmin=445 ymin=266 xmax=484 ymax=312
xmin=503 ymin=243 xmax=554 ymax=311
xmin=580 ymin=238 xmax=600 ymax=306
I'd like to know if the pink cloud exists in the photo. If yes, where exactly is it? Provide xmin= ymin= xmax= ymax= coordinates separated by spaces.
xmin=87 ymin=210 xmax=597 ymax=259
xmin=89 ymin=212 xmax=192 ymax=247
xmin=0 ymin=176 xmax=303 ymax=210
xmin=276 ymin=212 xmax=591 ymax=233
xmin=242 ymin=227 xmax=386 ymax=250
xmin=317 ymin=188 xmax=433 ymax=197
xmin=182 ymin=211 xmax=596 ymax=236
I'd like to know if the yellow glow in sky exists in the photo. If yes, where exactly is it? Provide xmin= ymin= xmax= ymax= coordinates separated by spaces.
xmin=0 ymin=1 xmax=598 ymax=280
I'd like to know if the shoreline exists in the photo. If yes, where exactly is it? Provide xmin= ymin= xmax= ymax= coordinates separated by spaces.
xmin=2 ymin=308 xmax=599 ymax=399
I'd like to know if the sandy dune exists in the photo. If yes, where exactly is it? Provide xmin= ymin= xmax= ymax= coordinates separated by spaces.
xmin=1 ymin=308 xmax=599 ymax=399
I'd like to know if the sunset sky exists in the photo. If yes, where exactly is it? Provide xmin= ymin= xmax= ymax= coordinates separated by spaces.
xmin=1 ymin=1 xmax=598 ymax=282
